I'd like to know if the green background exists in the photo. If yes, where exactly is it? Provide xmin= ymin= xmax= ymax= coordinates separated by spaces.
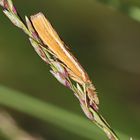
xmin=0 ymin=0 xmax=140 ymax=139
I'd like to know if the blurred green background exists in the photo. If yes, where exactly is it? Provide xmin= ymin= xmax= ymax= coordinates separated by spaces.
xmin=0 ymin=0 xmax=140 ymax=140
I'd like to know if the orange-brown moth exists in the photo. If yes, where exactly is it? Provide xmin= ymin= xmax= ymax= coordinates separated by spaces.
xmin=30 ymin=13 xmax=99 ymax=106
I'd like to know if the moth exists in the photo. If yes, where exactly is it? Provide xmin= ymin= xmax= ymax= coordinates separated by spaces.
xmin=30 ymin=13 xmax=99 ymax=108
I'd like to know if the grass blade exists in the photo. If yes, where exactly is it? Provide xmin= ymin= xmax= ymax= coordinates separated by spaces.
xmin=0 ymin=85 xmax=137 ymax=140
